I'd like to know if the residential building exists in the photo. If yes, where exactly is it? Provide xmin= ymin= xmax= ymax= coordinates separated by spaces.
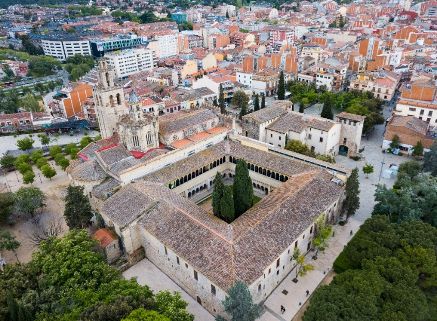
xmin=349 ymin=71 xmax=400 ymax=101
xmin=40 ymin=37 xmax=91 ymax=61
xmin=105 ymin=48 xmax=157 ymax=79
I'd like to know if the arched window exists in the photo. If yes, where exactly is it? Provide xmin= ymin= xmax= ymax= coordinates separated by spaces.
xmin=263 ymin=168 xmax=266 ymax=175
xmin=267 ymin=170 xmax=271 ymax=176
xmin=280 ymin=175 xmax=284 ymax=182
xmin=116 ymin=93 xmax=121 ymax=105
xmin=105 ymin=72 xmax=110 ymax=87
xmin=276 ymin=173 xmax=280 ymax=180
xmin=255 ymin=166 xmax=258 ymax=172
xmin=184 ymin=175 xmax=188 ymax=183
xmin=251 ymin=164 xmax=254 ymax=171
xmin=109 ymin=95 xmax=115 ymax=107
xmin=188 ymin=173 xmax=192 ymax=180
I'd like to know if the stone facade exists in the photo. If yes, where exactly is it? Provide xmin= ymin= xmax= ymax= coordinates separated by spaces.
xmin=335 ymin=112 xmax=365 ymax=156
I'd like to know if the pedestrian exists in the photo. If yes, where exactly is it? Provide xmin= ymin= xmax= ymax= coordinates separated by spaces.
xmin=350 ymin=229 xmax=353 ymax=236
xmin=280 ymin=305 xmax=286 ymax=314
xmin=306 ymin=290 xmax=310 ymax=296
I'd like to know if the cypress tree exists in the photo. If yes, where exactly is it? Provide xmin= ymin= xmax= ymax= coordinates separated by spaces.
xmin=64 ymin=185 xmax=93 ymax=229
xmin=320 ymin=101 xmax=333 ymax=120
xmin=261 ymin=93 xmax=265 ymax=108
xmin=344 ymin=168 xmax=360 ymax=220
xmin=299 ymin=103 xmax=305 ymax=113
xmin=220 ymin=186 xmax=235 ymax=223
xmin=7 ymin=293 xmax=18 ymax=321
xmin=253 ymin=94 xmax=260 ymax=111
xmin=219 ymin=84 xmax=226 ymax=114
xmin=212 ymin=173 xmax=224 ymax=216
xmin=233 ymin=160 xmax=253 ymax=216
xmin=277 ymin=71 xmax=285 ymax=100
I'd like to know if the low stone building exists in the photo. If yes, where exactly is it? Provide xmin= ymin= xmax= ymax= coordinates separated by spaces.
xmin=383 ymin=115 xmax=435 ymax=155
xmin=93 ymin=228 xmax=121 ymax=264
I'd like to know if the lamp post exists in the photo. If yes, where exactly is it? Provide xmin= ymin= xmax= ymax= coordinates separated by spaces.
xmin=378 ymin=154 xmax=386 ymax=184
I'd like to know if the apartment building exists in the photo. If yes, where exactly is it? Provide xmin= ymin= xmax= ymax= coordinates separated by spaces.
xmin=105 ymin=48 xmax=157 ymax=79
xmin=41 ymin=37 xmax=91 ymax=61
xmin=393 ymin=78 xmax=437 ymax=128
xmin=147 ymin=33 xmax=179 ymax=58
xmin=349 ymin=71 xmax=400 ymax=101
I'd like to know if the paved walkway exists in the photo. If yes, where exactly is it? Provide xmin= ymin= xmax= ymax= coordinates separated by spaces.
xmin=261 ymin=104 xmax=407 ymax=321
xmin=123 ymin=259 xmax=215 ymax=321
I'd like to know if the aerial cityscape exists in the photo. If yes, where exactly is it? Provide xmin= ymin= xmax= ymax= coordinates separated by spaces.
xmin=0 ymin=0 xmax=436 ymax=320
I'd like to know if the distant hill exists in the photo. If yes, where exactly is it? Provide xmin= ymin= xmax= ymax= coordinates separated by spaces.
xmin=1 ymin=0 xmax=87 ymax=9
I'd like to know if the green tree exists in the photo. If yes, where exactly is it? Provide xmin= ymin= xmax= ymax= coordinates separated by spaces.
xmin=0 ymin=154 xmax=16 ymax=170
xmin=220 ymin=186 xmax=235 ymax=223
xmin=253 ymin=94 xmax=260 ymax=111
xmin=285 ymin=139 xmax=314 ymax=157
xmin=16 ymin=137 xmax=34 ymax=151
xmin=15 ymin=162 xmax=32 ymax=175
xmin=312 ymin=220 xmax=332 ymax=259
xmin=40 ymin=164 xmax=56 ymax=180
xmin=35 ymin=157 xmax=48 ymax=169
xmin=219 ymin=84 xmax=226 ymax=114
xmin=219 ymin=281 xmax=261 ymax=321
xmin=293 ymin=248 xmax=314 ymax=280
xmin=30 ymin=149 xmax=43 ymax=163
xmin=424 ymin=141 xmax=437 ymax=176
xmin=232 ymin=90 xmax=249 ymax=118
xmin=155 ymin=291 xmax=194 ymax=321
xmin=49 ymin=145 xmax=63 ymax=158
xmin=412 ymin=140 xmax=424 ymax=157
xmin=320 ymin=101 xmax=333 ymax=120
xmin=80 ymin=136 xmax=93 ymax=149
xmin=122 ymin=309 xmax=170 ymax=321
xmin=0 ymin=230 xmax=20 ymax=262
xmin=0 ymin=192 xmax=15 ymax=223
xmin=277 ymin=70 xmax=285 ymax=100
xmin=64 ymin=185 xmax=92 ymax=229
xmin=390 ymin=134 xmax=400 ymax=150
xmin=19 ymin=94 xmax=40 ymax=112
xmin=261 ymin=93 xmax=265 ymax=109
xmin=362 ymin=163 xmax=374 ymax=178
xmin=37 ymin=133 xmax=50 ymax=146
xmin=343 ymin=168 xmax=360 ymax=219
xmin=14 ymin=186 xmax=45 ymax=218
xmin=233 ymin=160 xmax=253 ymax=217
xmin=22 ymin=170 xmax=35 ymax=184
xmin=212 ymin=173 xmax=224 ymax=216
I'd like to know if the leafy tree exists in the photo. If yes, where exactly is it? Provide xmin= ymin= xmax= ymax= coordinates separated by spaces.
xmin=253 ymin=94 xmax=260 ymax=111
xmin=424 ymin=141 xmax=437 ymax=176
xmin=233 ymin=160 xmax=253 ymax=217
xmin=122 ymin=309 xmax=170 ymax=321
xmin=261 ymin=93 xmax=265 ymax=109
xmin=14 ymin=186 xmax=45 ymax=218
xmin=343 ymin=168 xmax=360 ymax=219
xmin=30 ymin=149 xmax=43 ymax=163
xmin=35 ymin=157 xmax=48 ymax=169
xmin=16 ymin=137 xmax=34 ymax=151
xmin=22 ymin=170 xmax=35 ymax=184
xmin=0 ymin=230 xmax=20 ymax=262
xmin=19 ymin=94 xmax=40 ymax=112
xmin=218 ymin=281 xmax=261 ymax=321
xmin=390 ymin=134 xmax=400 ymax=150
xmin=277 ymin=71 xmax=285 ymax=100
xmin=220 ymin=186 xmax=235 ymax=223
xmin=293 ymin=248 xmax=314 ymax=280
xmin=80 ymin=136 xmax=93 ymax=149
xmin=232 ymin=90 xmax=249 ymax=118
xmin=49 ymin=145 xmax=63 ymax=158
xmin=285 ymin=139 xmax=313 ymax=156
xmin=37 ymin=133 xmax=50 ymax=146
xmin=0 ymin=154 xmax=16 ymax=170
xmin=64 ymin=185 xmax=92 ymax=229
xmin=320 ymin=101 xmax=333 ymax=120
xmin=40 ymin=164 xmax=56 ymax=180
xmin=154 ymin=291 xmax=194 ymax=321
xmin=362 ymin=163 xmax=374 ymax=178
xmin=0 ymin=192 xmax=15 ymax=223
xmin=218 ymin=84 xmax=226 ymax=114
xmin=28 ymin=56 xmax=60 ymax=77
xmin=412 ymin=140 xmax=424 ymax=157
xmin=312 ymin=221 xmax=332 ymax=259
xmin=212 ymin=173 xmax=224 ymax=216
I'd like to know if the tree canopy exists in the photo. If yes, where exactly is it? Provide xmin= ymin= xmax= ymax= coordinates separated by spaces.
xmin=218 ymin=281 xmax=261 ymax=321
xmin=0 ymin=230 xmax=193 ymax=321
xmin=304 ymin=216 xmax=437 ymax=321
xmin=64 ymin=185 xmax=93 ymax=229
xmin=233 ymin=160 xmax=253 ymax=217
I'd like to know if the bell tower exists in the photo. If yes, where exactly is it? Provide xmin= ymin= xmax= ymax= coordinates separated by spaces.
xmin=94 ymin=59 xmax=128 ymax=139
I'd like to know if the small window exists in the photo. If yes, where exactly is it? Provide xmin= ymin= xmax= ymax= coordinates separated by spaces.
xmin=319 ymin=137 xmax=323 ymax=142
xmin=258 ymin=284 xmax=261 ymax=292
xmin=310 ymin=225 xmax=313 ymax=234
xmin=268 ymin=268 xmax=271 ymax=274
xmin=164 ymin=246 xmax=168 ymax=255
xmin=185 ymin=263 xmax=188 ymax=268
xmin=276 ymin=270 xmax=279 ymax=275
xmin=294 ymin=241 xmax=298 ymax=248
xmin=176 ymin=256 xmax=180 ymax=265
xmin=279 ymin=136 xmax=281 ymax=141
xmin=276 ymin=258 xmax=280 ymax=268
xmin=211 ymin=284 xmax=216 ymax=295
xmin=303 ymin=234 xmax=305 ymax=239
xmin=194 ymin=270 xmax=198 ymax=281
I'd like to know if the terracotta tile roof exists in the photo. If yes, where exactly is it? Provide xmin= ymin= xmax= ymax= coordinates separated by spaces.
xmin=267 ymin=111 xmax=336 ymax=133
xmin=242 ymin=101 xmax=291 ymax=124
xmin=159 ymin=109 xmax=218 ymax=136
xmin=94 ymin=228 xmax=117 ymax=248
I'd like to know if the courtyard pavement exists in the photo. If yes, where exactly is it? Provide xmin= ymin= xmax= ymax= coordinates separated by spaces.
xmin=123 ymin=259 xmax=215 ymax=321
xmin=260 ymin=104 xmax=407 ymax=321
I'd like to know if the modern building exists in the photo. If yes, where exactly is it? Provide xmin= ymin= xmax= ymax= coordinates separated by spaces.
xmin=105 ymin=48 xmax=157 ymax=79
xmin=90 ymin=34 xmax=147 ymax=57
xmin=147 ymin=33 xmax=179 ymax=58
xmin=40 ymin=37 xmax=91 ymax=61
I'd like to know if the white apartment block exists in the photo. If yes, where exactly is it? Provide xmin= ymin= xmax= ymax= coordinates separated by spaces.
xmin=41 ymin=39 xmax=91 ymax=61
xmin=105 ymin=48 xmax=157 ymax=79
xmin=148 ymin=33 xmax=179 ymax=58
